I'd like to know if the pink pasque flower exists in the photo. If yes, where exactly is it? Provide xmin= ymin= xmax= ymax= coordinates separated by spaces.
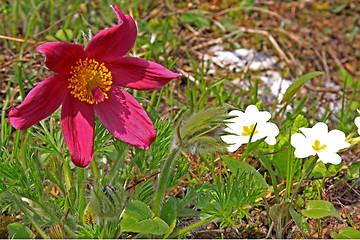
xmin=9 ymin=5 xmax=180 ymax=167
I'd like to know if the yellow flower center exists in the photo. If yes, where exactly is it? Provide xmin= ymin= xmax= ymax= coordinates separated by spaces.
xmin=312 ymin=139 xmax=327 ymax=152
xmin=242 ymin=124 xmax=258 ymax=136
xmin=68 ymin=58 xmax=112 ymax=104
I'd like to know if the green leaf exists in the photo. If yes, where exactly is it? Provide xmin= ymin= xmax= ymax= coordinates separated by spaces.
xmin=222 ymin=156 xmax=268 ymax=189
xmin=7 ymin=223 xmax=35 ymax=239
xmin=124 ymin=200 xmax=154 ymax=221
xmin=160 ymin=196 xmax=177 ymax=226
xmin=120 ymin=217 xmax=169 ymax=235
xmin=301 ymin=200 xmax=344 ymax=222
xmin=120 ymin=200 xmax=169 ymax=235
xmin=280 ymin=72 xmax=323 ymax=104
xmin=291 ymin=114 xmax=309 ymax=133
xmin=331 ymin=227 xmax=360 ymax=239
xmin=177 ymin=208 xmax=200 ymax=217
xmin=289 ymin=208 xmax=311 ymax=235
xmin=309 ymin=161 xmax=327 ymax=178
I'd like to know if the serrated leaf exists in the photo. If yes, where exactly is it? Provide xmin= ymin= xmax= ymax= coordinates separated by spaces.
xmin=331 ymin=227 xmax=360 ymax=239
xmin=123 ymin=200 xmax=154 ymax=221
xmin=7 ymin=223 xmax=35 ymax=239
xmin=301 ymin=200 xmax=344 ymax=222
xmin=120 ymin=216 xmax=169 ymax=235
xmin=291 ymin=114 xmax=308 ymax=133
xmin=289 ymin=208 xmax=311 ymax=235
xmin=222 ymin=156 xmax=268 ymax=189
xmin=280 ymin=72 xmax=323 ymax=104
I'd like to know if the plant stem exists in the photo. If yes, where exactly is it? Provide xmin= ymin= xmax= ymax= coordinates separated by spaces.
xmin=153 ymin=147 xmax=180 ymax=217
xmin=168 ymin=215 xmax=217 ymax=238
xmin=9 ymin=194 xmax=49 ymax=239
xmin=37 ymin=201 xmax=76 ymax=238
xmin=290 ymin=156 xmax=318 ymax=204
xmin=77 ymin=167 xmax=86 ymax=224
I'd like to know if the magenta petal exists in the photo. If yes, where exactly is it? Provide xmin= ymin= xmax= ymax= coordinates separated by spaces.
xmin=85 ymin=6 xmax=137 ymax=63
xmin=9 ymin=74 xmax=69 ymax=129
xmin=61 ymin=95 xmax=95 ymax=168
xmin=107 ymin=56 xmax=181 ymax=91
xmin=37 ymin=42 xmax=85 ymax=73
xmin=94 ymin=87 xmax=156 ymax=149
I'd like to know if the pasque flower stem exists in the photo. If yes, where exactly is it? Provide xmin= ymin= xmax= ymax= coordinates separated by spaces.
xmin=78 ymin=167 xmax=86 ymax=224
xmin=8 ymin=193 xmax=49 ymax=239
xmin=153 ymin=147 xmax=180 ymax=217
xmin=37 ymin=200 xmax=76 ymax=238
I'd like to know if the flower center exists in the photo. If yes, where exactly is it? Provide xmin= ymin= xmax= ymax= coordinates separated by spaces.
xmin=68 ymin=58 xmax=112 ymax=104
xmin=312 ymin=139 xmax=327 ymax=152
xmin=242 ymin=124 xmax=258 ymax=136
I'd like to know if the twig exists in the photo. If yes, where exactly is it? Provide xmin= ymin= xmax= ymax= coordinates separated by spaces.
xmin=125 ymin=170 xmax=160 ymax=191
xmin=227 ymin=27 xmax=292 ymax=65
xmin=217 ymin=6 xmax=293 ymax=26
xmin=0 ymin=35 xmax=38 ymax=44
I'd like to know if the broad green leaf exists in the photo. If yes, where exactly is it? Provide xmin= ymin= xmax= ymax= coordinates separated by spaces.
xmin=120 ymin=217 xmax=169 ymax=235
xmin=271 ymin=147 xmax=289 ymax=178
xmin=301 ymin=200 xmax=344 ymax=222
xmin=124 ymin=200 xmax=154 ymax=221
xmin=280 ymin=72 xmax=323 ymax=104
xmin=177 ymin=208 xmax=200 ymax=217
xmin=7 ymin=223 xmax=35 ymax=239
xmin=347 ymin=162 xmax=360 ymax=179
xmin=160 ymin=196 xmax=177 ymax=226
xmin=309 ymin=161 xmax=327 ymax=178
xmin=222 ymin=156 xmax=268 ymax=189
xmin=269 ymin=201 xmax=290 ymax=222
xmin=289 ymin=208 xmax=311 ymax=235
xmin=331 ymin=227 xmax=360 ymax=239
xmin=120 ymin=200 xmax=169 ymax=235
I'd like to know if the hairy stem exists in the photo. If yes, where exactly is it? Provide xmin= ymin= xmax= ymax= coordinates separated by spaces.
xmin=153 ymin=147 xmax=180 ymax=216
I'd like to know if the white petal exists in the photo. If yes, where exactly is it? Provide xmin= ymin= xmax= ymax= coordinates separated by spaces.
xmin=326 ymin=129 xmax=350 ymax=151
xmin=294 ymin=148 xmax=315 ymax=158
xmin=291 ymin=133 xmax=315 ymax=158
xmin=221 ymin=134 xmax=239 ymax=145
xmin=355 ymin=116 xmax=360 ymax=134
xmin=291 ymin=133 xmax=306 ymax=148
xmin=265 ymin=136 xmax=277 ymax=145
xmin=227 ymin=142 xmax=242 ymax=152
xmin=317 ymin=152 xmax=342 ymax=164
xmin=300 ymin=122 xmax=328 ymax=139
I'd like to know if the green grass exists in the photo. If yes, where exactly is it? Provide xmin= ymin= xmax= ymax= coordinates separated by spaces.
xmin=1 ymin=0 xmax=360 ymax=238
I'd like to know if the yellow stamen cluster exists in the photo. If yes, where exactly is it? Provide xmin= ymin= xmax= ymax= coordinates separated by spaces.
xmin=68 ymin=58 xmax=112 ymax=104
xmin=242 ymin=124 xmax=258 ymax=136
xmin=312 ymin=139 xmax=327 ymax=152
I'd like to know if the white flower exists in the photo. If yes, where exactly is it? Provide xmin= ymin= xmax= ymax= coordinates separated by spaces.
xmin=221 ymin=105 xmax=279 ymax=152
xmin=355 ymin=109 xmax=360 ymax=135
xmin=291 ymin=122 xmax=350 ymax=164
